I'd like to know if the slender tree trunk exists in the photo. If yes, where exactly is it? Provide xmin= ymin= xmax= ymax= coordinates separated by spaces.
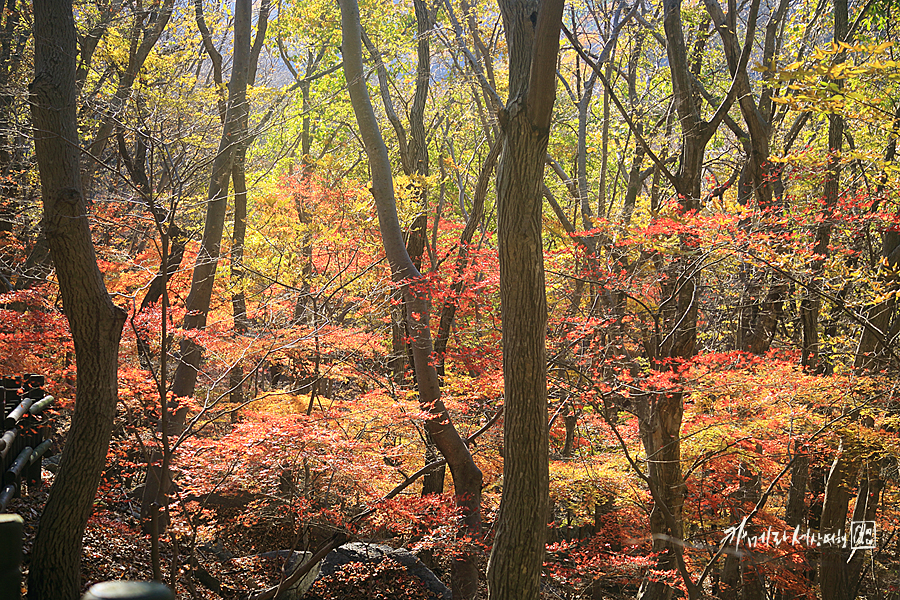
xmin=487 ymin=0 xmax=563 ymax=598
xmin=229 ymin=143 xmax=250 ymax=406
xmin=801 ymin=0 xmax=846 ymax=372
xmin=0 ymin=0 xmax=28 ymax=248
xmin=598 ymin=56 xmax=612 ymax=217
xmin=171 ymin=0 xmax=252 ymax=401
xmin=80 ymin=0 xmax=175 ymax=195
xmin=27 ymin=2 xmax=127 ymax=598
xmin=562 ymin=403 xmax=577 ymax=457
xmin=338 ymin=2 xmax=483 ymax=596
xmin=854 ymin=105 xmax=900 ymax=372
xmin=228 ymin=1 xmax=269 ymax=407
xmin=786 ymin=453 xmax=809 ymax=528
xmin=434 ymin=138 xmax=500 ymax=373
xmin=140 ymin=226 xmax=187 ymax=312
xmin=620 ymin=127 xmax=646 ymax=226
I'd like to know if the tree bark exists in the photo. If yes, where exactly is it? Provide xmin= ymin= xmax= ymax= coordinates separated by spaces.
xmin=229 ymin=0 xmax=269 ymax=407
xmin=854 ymin=104 xmax=900 ymax=372
xmin=629 ymin=0 xmax=759 ymax=594
xmin=818 ymin=442 xmax=855 ymax=600
xmin=338 ymin=1 xmax=483 ymax=597
xmin=81 ymin=0 xmax=175 ymax=195
xmin=27 ymin=2 xmax=127 ymax=598
xmin=487 ymin=0 xmax=564 ymax=599
xmin=800 ymin=0 xmax=846 ymax=373
xmin=171 ymin=0 xmax=253 ymax=400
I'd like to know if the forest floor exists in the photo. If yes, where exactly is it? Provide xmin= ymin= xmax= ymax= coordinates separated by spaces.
xmin=12 ymin=473 xmax=475 ymax=599
xmin=8 ymin=406 xmax=482 ymax=600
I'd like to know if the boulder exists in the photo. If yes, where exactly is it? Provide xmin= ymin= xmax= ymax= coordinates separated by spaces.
xmin=315 ymin=542 xmax=450 ymax=600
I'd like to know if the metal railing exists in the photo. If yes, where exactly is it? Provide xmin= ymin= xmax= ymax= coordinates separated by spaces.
xmin=0 ymin=374 xmax=54 ymax=511
xmin=0 ymin=374 xmax=173 ymax=599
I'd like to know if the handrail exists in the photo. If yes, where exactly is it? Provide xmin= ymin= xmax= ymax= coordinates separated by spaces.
xmin=82 ymin=581 xmax=175 ymax=600
xmin=0 ymin=514 xmax=23 ymax=600
xmin=0 ymin=373 xmax=55 ymax=512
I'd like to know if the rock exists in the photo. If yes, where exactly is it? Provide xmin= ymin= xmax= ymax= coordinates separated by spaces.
xmin=43 ymin=454 xmax=60 ymax=473
xmin=198 ymin=539 xmax=234 ymax=563
xmin=247 ymin=550 xmax=318 ymax=600
xmin=316 ymin=542 xmax=450 ymax=600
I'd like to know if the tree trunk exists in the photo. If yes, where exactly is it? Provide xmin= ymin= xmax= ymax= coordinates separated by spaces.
xmin=720 ymin=464 xmax=763 ymax=600
xmin=847 ymin=459 xmax=884 ymax=592
xmin=0 ymin=0 xmax=28 ymax=252
xmin=633 ymin=0 xmax=760 ymax=595
xmin=338 ymin=2 xmax=483 ymax=597
xmin=229 ymin=0 xmax=270 ymax=407
xmin=703 ymin=0 xmax=790 ymax=355
xmin=800 ymin=0 xmax=846 ymax=373
xmin=785 ymin=452 xmax=809 ymax=528
xmin=140 ymin=226 xmax=187 ymax=312
xmin=776 ymin=452 xmax=810 ymax=600
xmin=171 ymin=0 xmax=252 ymax=401
xmin=229 ymin=143 xmax=250 ymax=406
xmin=562 ymin=404 xmax=577 ymax=458
xmin=635 ymin=391 xmax=686 ymax=600
xmin=487 ymin=0 xmax=563 ymax=599
xmin=152 ymin=0 xmax=257 ymax=534
xmin=434 ymin=137 xmax=499 ymax=373
xmin=80 ymin=1 xmax=174 ymax=185
xmin=27 ymin=2 xmax=127 ymax=598
xmin=854 ymin=104 xmax=900 ymax=372
xmin=818 ymin=442 xmax=855 ymax=600
xmin=633 ymin=3 xmax=707 ymax=598
xmin=231 ymin=0 xmax=270 ymax=343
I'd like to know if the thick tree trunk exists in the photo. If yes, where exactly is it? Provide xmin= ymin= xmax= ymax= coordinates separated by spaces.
xmin=818 ymin=442 xmax=855 ymax=600
xmin=338 ymin=2 xmax=483 ymax=597
xmin=487 ymin=0 xmax=563 ymax=599
xmin=635 ymin=391 xmax=686 ymax=600
xmin=27 ymin=2 xmax=127 ymax=598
